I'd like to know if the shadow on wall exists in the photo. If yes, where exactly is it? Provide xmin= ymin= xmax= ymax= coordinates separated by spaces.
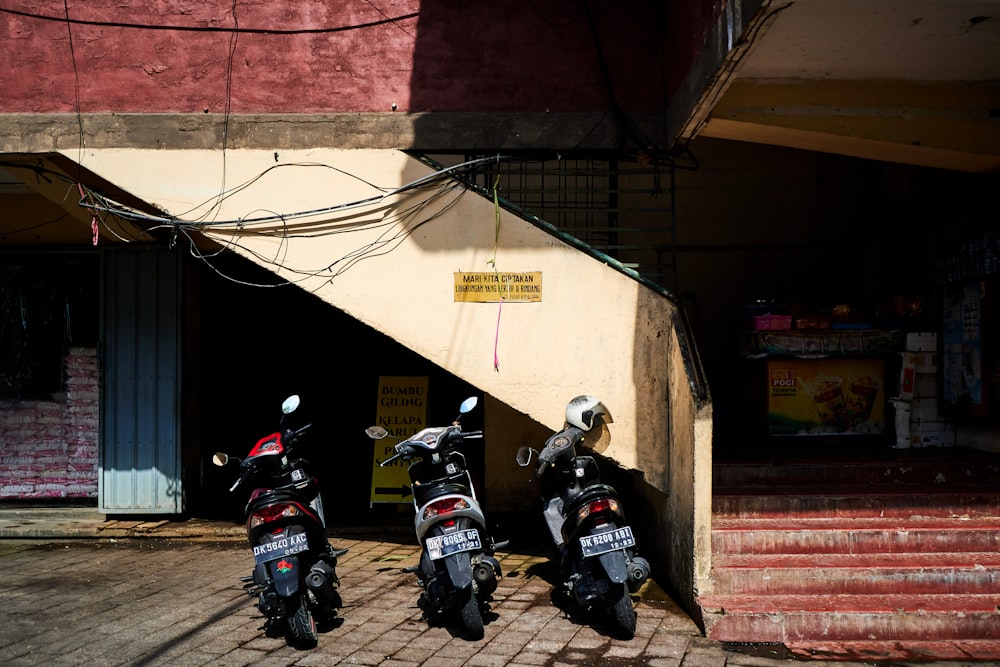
xmin=192 ymin=252 xmax=481 ymax=523
xmin=407 ymin=1 xmax=672 ymax=121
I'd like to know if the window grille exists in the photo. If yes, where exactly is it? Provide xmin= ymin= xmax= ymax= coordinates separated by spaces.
xmin=456 ymin=154 xmax=677 ymax=291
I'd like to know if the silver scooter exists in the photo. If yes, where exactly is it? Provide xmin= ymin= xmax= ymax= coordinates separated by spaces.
xmin=366 ymin=396 xmax=505 ymax=640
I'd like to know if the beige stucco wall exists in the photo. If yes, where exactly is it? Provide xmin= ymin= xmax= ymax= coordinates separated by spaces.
xmin=72 ymin=148 xmax=679 ymax=477
xmin=62 ymin=146 xmax=713 ymax=616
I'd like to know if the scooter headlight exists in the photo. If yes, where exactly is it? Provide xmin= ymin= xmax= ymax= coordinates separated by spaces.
xmin=577 ymin=497 xmax=619 ymax=523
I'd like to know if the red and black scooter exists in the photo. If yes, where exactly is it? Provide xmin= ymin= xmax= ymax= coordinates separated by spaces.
xmin=213 ymin=394 xmax=345 ymax=650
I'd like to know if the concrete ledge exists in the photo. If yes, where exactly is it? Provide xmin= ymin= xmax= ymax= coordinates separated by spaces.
xmin=0 ymin=112 xmax=672 ymax=152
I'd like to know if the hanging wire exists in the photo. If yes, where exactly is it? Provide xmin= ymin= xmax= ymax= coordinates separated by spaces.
xmin=79 ymin=156 xmax=498 ymax=227
xmin=173 ymin=178 xmax=468 ymax=290
xmin=61 ymin=0 xmax=86 ymax=186
xmin=2 ymin=155 xmax=510 ymax=289
xmin=0 ymin=6 xmax=419 ymax=35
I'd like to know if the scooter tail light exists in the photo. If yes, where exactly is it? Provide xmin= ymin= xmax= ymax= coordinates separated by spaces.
xmin=249 ymin=503 xmax=300 ymax=529
xmin=577 ymin=497 xmax=619 ymax=522
xmin=422 ymin=497 xmax=470 ymax=521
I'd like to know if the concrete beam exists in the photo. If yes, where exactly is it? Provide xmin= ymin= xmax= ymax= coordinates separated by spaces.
xmin=0 ymin=112 xmax=672 ymax=154
xmin=701 ymin=80 xmax=1000 ymax=172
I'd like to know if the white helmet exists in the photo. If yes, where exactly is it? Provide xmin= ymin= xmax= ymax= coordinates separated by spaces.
xmin=565 ymin=395 xmax=612 ymax=431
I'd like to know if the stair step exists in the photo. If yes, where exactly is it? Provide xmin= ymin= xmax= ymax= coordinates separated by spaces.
xmin=782 ymin=638 xmax=1000 ymax=662
xmin=713 ymin=516 xmax=1000 ymax=554
xmin=714 ymin=458 xmax=1000 ymax=489
xmin=711 ymin=552 xmax=1000 ymax=595
xmin=706 ymin=451 xmax=1000 ymax=660
xmin=713 ymin=565 xmax=1000 ymax=597
xmin=712 ymin=490 xmax=1000 ymax=519
xmin=701 ymin=594 xmax=1000 ymax=642
xmin=715 ymin=550 xmax=1000 ymax=568
xmin=703 ymin=592 xmax=1000 ymax=613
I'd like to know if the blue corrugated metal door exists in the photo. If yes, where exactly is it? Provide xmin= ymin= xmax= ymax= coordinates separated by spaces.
xmin=99 ymin=247 xmax=183 ymax=514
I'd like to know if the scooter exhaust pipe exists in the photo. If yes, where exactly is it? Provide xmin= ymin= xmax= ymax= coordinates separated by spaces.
xmin=305 ymin=561 xmax=336 ymax=593
xmin=627 ymin=556 xmax=651 ymax=592
xmin=473 ymin=556 xmax=500 ymax=597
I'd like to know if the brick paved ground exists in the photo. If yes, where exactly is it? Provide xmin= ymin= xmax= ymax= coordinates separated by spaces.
xmin=0 ymin=532 xmax=766 ymax=667
xmin=0 ymin=528 xmax=971 ymax=666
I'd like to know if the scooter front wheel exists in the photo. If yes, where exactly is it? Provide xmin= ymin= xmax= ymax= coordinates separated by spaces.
xmin=286 ymin=592 xmax=318 ymax=649
xmin=456 ymin=587 xmax=484 ymax=640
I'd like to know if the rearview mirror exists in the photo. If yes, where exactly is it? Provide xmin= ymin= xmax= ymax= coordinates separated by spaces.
xmin=365 ymin=426 xmax=389 ymax=440
xmin=515 ymin=446 xmax=534 ymax=467
xmin=212 ymin=452 xmax=230 ymax=467
xmin=281 ymin=395 xmax=301 ymax=415
xmin=452 ymin=396 xmax=479 ymax=423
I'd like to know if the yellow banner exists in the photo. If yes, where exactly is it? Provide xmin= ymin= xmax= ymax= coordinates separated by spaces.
xmin=370 ymin=376 xmax=428 ymax=504
xmin=454 ymin=272 xmax=542 ymax=302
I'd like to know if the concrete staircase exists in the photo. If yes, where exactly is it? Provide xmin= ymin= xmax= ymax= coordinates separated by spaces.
xmin=700 ymin=445 xmax=1000 ymax=662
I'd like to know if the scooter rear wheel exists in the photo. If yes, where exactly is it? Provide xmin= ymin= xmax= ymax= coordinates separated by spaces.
xmin=287 ymin=592 xmax=318 ymax=649
xmin=609 ymin=583 xmax=636 ymax=640
xmin=457 ymin=588 xmax=484 ymax=640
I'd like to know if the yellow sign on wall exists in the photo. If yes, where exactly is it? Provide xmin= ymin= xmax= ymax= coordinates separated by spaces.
xmin=454 ymin=272 xmax=542 ymax=302
xmin=370 ymin=376 xmax=428 ymax=504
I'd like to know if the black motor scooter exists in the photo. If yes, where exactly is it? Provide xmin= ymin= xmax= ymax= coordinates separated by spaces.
xmin=366 ymin=396 xmax=505 ymax=640
xmin=515 ymin=395 xmax=650 ymax=639
xmin=213 ymin=394 xmax=346 ymax=649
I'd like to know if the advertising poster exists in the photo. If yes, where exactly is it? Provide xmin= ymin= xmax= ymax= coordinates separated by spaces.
xmin=370 ymin=376 xmax=427 ymax=504
xmin=942 ymin=282 xmax=983 ymax=408
xmin=767 ymin=358 xmax=885 ymax=436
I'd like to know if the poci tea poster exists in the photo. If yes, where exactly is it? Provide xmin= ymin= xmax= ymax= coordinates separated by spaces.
xmin=767 ymin=358 xmax=885 ymax=436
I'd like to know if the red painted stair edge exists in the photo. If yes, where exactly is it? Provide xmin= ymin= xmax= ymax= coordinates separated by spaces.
xmin=712 ymin=550 xmax=1000 ymax=568
xmin=783 ymin=639 xmax=1000 ymax=662
xmin=699 ymin=592 xmax=1000 ymax=613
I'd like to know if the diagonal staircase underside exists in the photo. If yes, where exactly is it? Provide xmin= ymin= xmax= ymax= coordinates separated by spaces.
xmin=701 ymin=445 xmax=1000 ymax=662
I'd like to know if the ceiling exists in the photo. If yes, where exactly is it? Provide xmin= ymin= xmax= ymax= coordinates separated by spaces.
xmin=692 ymin=0 xmax=1000 ymax=172
xmin=0 ymin=158 xmax=155 ymax=247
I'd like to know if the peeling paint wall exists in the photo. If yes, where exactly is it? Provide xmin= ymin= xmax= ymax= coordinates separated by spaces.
xmin=0 ymin=1 xmax=696 ymax=115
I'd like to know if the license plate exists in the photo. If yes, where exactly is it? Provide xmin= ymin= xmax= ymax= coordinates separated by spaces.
xmin=253 ymin=531 xmax=310 ymax=565
xmin=425 ymin=529 xmax=481 ymax=560
xmin=579 ymin=526 xmax=635 ymax=557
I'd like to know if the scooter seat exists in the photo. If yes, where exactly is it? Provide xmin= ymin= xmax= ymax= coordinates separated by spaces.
xmin=413 ymin=482 xmax=471 ymax=507
xmin=562 ymin=483 xmax=618 ymax=516
xmin=246 ymin=487 xmax=312 ymax=513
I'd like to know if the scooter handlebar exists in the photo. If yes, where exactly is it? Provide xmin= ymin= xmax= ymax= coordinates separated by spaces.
xmin=380 ymin=452 xmax=402 ymax=467
xmin=228 ymin=470 xmax=247 ymax=493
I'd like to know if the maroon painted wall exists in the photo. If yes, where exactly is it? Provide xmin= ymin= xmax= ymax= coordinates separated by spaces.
xmin=2 ymin=1 xmax=720 ymax=116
